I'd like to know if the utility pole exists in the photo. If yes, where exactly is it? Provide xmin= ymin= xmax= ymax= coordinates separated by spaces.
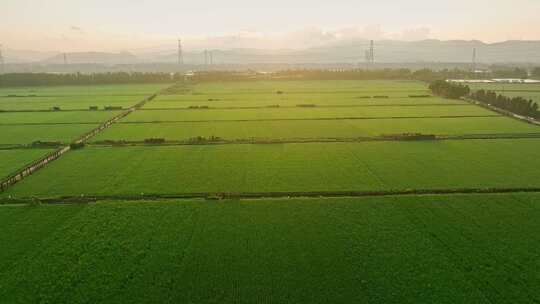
xmin=177 ymin=38 xmax=183 ymax=65
xmin=63 ymin=53 xmax=68 ymax=66
xmin=0 ymin=44 xmax=5 ymax=74
xmin=204 ymin=49 xmax=208 ymax=67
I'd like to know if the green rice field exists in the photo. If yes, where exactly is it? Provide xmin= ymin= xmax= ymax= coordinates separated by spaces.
xmin=0 ymin=111 xmax=121 ymax=124
xmin=0 ymin=124 xmax=101 ymax=145
xmin=145 ymin=80 xmax=467 ymax=109
xmin=127 ymin=105 xmax=495 ymax=122
xmin=1 ymin=79 xmax=540 ymax=303
xmin=4 ymin=139 xmax=540 ymax=198
xmin=0 ymin=84 xmax=170 ymax=145
xmin=1 ymin=193 xmax=539 ymax=303
xmin=94 ymin=116 xmax=538 ymax=141
xmin=0 ymin=84 xmax=167 ymax=111
xmin=0 ymin=149 xmax=54 ymax=178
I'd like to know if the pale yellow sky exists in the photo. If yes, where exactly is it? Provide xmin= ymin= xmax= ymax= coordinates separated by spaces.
xmin=2 ymin=0 xmax=539 ymax=52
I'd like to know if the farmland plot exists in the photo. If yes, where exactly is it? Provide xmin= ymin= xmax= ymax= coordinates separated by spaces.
xmin=145 ymin=80 xmax=460 ymax=109
xmin=93 ymin=116 xmax=538 ymax=142
xmin=0 ymin=124 xmax=101 ymax=145
xmin=0 ymin=83 xmax=167 ymax=97
xmin=0 ymin=111 xmax=121 ymax=124
xmin=0 ymin=84 xmax=168 ymax=111
xmin=145 ymin=96 xmax=467 ymax=109
xmin=127 ymin=105 xmax=495 ymax=122
xmin=0 ymin=149 xmax=55 ymax=179
xmin=2 ymin=79 xmax=540 ymax=304
xmin=0 ymin=193 xmax=539 ymax=303
xmin=0 ymin=96 xmax=144 ymax=111
xmin=4 ymin=139 xmax=540 ymax=198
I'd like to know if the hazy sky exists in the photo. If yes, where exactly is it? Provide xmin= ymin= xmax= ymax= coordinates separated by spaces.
xmin=2 ymin=0 xmax=540 ymax=52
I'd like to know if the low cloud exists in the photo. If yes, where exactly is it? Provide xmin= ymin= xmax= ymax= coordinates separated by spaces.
xmin=69 ymin=26 xmax=85 ymax=35
xmin=177 ymin=26 xmax=434 ymax=51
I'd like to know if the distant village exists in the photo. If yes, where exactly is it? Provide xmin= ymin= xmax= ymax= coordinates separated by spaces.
xmin=448 ymin=78 xmax=540 ymax=84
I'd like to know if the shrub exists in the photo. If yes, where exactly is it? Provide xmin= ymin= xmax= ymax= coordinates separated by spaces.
xmin=104 ymin=106 xmax=122 ymax=110
xmin=429 ymin=80 xmax=470 ymax=99
xmin=144 ymin=138 xmax=166 ymax=144
xmin=70 ymin=142 xmax=85 ymax=150
xmin=409 ymin=95 xmax=431 ymax=98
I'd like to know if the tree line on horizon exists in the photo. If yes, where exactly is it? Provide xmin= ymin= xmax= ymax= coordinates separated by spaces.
xmin=1 ymin=67 xmax=539 ymax=87
xmin=0 ymin=72 xmax=182 ymax=87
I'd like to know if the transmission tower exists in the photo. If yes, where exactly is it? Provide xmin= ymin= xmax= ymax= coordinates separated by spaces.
xmin=177 ymin=39 xmax=183 ymax=65
xmin=369 ymin=40 xmax=375 ymax=65
xmin=0 ymin=44 xmax=5 ymax=74
xmin=364 ymin=40 xmax=375 ymax=68
xmin=365 ymin=50 xmax=371 ymax=68
xmin=472 ymin=48 xmax=477 ymax=72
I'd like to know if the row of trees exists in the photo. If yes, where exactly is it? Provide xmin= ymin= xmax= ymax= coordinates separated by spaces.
xmin=470 ymin=90 xmax=539 ymax=119
xmin=489 ymin=67 xmax=529 ymax=79
xmin=429 ymin=80 xmax=540 ymax=119
xmin=189 ymin=68 xmax=540 ymax=83
xmin=0 ymin=72 xmax=182 ymax=87
xmin=190 ymin=69 xmax=483 ymax=82
xmin=533 ymin=67 xmax=540 ymax=79
xmin=1 ymin=68 xmax=538 ymax=87
xmin=428 ymin=80 xmax=470 ymax=99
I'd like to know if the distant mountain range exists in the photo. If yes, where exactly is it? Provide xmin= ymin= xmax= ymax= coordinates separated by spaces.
xmin=42 ymin=52 xmax=138 ymax=65
xmin=3 ymin=40 xmax=540 ymax=66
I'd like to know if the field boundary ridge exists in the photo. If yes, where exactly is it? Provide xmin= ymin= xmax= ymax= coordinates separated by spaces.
xmin=88 ymin=133 xmax=540 ymax=147
xmin=117 ymin=115 xmax=501 ymax=124
xmin=3 ymin=187 xmax=540 ymax=204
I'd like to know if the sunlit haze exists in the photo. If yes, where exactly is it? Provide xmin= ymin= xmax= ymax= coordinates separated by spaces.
xmin=2 ymin=0 xmax=540 ymax=52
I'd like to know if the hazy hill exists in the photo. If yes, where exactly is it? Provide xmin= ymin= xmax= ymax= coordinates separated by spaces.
xmin=3 ymin=40 xmax=540 ymax=66
xmin=149 ymin=40 xmax=540 ymax=64
xmin=42 ymin=51 xmax=139 ymax=64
